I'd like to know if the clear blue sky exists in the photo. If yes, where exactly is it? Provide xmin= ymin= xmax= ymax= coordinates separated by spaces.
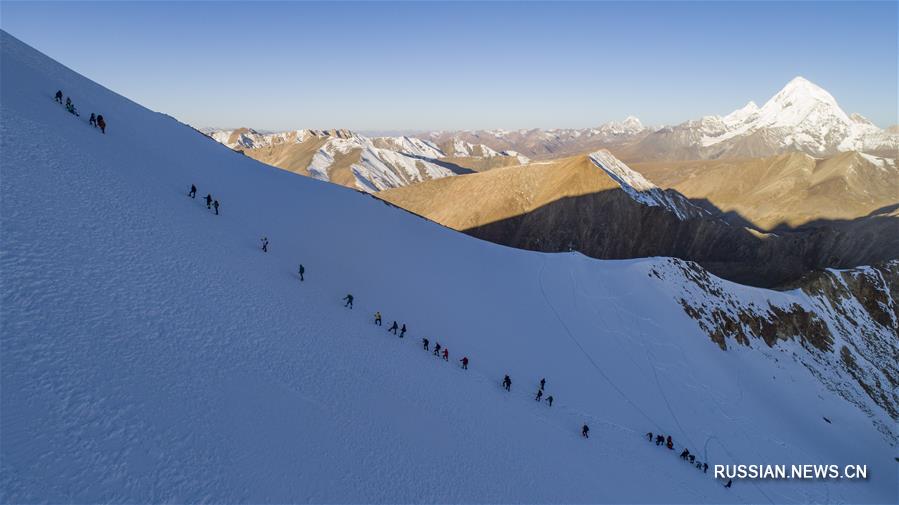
xmin=2 ymin=1 xmax=896 ymax=130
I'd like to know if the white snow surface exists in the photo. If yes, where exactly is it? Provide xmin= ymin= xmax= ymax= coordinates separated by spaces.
xmin=371 ymin=135 xmax=445 ymax=159
xmin=1 ymin=32 xmax=896 ymax=503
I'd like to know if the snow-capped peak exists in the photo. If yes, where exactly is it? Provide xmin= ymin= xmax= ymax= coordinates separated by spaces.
xmin=774 ymin=76 xmax=838 ymax=106
xmin=622 ymin=115 xmax=643 ymax=129
xmin=756 ymin=76 xmax=848 ymax=128
xmin=697 ymin=76 xmax=896 ymax=154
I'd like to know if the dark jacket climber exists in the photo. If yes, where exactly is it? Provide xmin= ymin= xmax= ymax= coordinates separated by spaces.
xmin=389 ymin=321 xmax=398 ymax=334
xmin=460 ymin=357 xmax=468 ymax=369
xmin=96 ymin=115 xmax=105 ymax=133
xmin=582 ymin=424 xmax=590 ymax=438
xmin=343 ymin=294 xmax=353 ymax=308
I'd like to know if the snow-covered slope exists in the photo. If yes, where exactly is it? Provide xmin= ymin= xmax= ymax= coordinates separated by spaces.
xmin=370 ymin=135 xmax=445 ymax=159
xmin=1 ymin=31 xmax=896 ymax=504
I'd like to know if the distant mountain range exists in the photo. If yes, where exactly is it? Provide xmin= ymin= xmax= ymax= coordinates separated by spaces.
xmin=200 ymin=128 xmax=528 ymax=192
xmin=204 ymin=77 xmax=897 ymax=192
xmin=421 ymin=77 xmax=897 ymax=162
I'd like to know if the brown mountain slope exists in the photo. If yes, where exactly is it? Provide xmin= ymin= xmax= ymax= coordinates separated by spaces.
xmin=380 ymin=152 xmax=899 ymax=287
xmin=436 ymin=155 xmax=527 ymax=173
xmin=631 ymin=152 xmax=899 ymax=230
xmin=239 ymin=135 xmax=330 ymax=177
xmin=379 ymin=155 xmax=620 ymax=229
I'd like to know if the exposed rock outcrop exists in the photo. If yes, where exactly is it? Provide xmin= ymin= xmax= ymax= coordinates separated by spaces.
xmin=657 ymin=259 xmax=899 ymax=440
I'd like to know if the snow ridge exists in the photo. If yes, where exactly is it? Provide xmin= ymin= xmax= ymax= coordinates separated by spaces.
xmin=588 ymin=150 xmax=707 ymax=220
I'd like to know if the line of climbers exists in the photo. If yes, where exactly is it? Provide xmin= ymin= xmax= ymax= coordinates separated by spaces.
xmin=647 ymin=432 xmax=721 ymax=483
xmin=376 ymin=306 xmax=562 ymax=415
xmin=360 ymin=293 xmax=728 ymax=486
xmin=188 ymin=184 xmax=220 ymax=215
xmin=237 ymin=222 xmax=725 ymax=488
xmin=54 ymin=90 xmax=105 ymax=133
